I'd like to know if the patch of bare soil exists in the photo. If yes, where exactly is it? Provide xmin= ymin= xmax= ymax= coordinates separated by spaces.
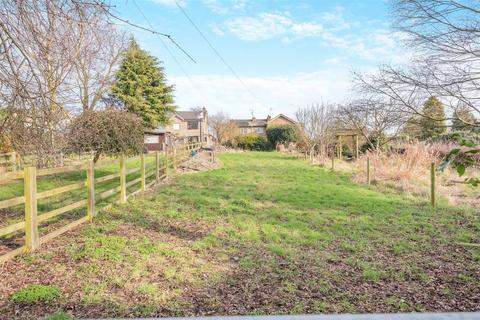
xmin=181 ymin=243 xmax=480 ymax=316
xmin=177 ymin=150 xmax=221 ymax=173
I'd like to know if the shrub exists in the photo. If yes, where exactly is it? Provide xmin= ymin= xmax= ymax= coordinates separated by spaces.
xmin=432 ymin=131 xmax=480 ymax=145
xmin=10 ymin=284 xmax=61 ymax=303
xmin=236 ymin=134 xmax=271 ymax=151
xmin=266 ymin=125 xmax=298 ymax=147
xmin=360 ymin=134 xmax=388 ymax=153
xmin=67 ymin=109 xmax=144 ymax=162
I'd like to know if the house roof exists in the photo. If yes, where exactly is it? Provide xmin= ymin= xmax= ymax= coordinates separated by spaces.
xmin=232 ymin=113 xmax=296 ymax=127
xmin=270 ymin=113 xmax=296 ymax=124
xmin=145 ymin=126 xmax=168 ymax=134
xmin=176 ymin=110 xmax=203 ymax=120
xmin=232 ymin=118 xmax=268 ymax=127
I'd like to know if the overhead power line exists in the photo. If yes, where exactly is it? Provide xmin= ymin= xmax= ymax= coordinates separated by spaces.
xmin=173 ymin=0 xmax=262 ymax=105
xmin=94 ymin=0 xmax=196 ymax=63
xmin=131 ymin=0 xmax=212 ymax=107
xmin=131 ymin=0 xmax=194 ymax=76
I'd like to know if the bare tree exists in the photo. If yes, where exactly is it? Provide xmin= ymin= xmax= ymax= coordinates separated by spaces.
xmin=74 ymin=17 xmax=128 ymax=111
xmin=0 ymin=1 xmax=99 ymax=165
xmin=295 ymin=103 xmax=336 ymax=160
xmin=0 ymin=1 xmax=129 ymax=166
xmin=336 ymin=98 xmax=409 ymax=150
xmin=209 ymin=111 xmax=238 ymax=145
xmin=352 ymin=0 xmax=480 ymax=182
xmin=355 ymin=0 xmax=480 ymax=128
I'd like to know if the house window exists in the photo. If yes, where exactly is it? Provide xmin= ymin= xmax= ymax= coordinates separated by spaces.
xmin=187 ymin=121 xmax=199 ymax=130
xmin=256 ymin=127 xmax=265 ymax=134
xmin=172 ymin=123 xmax=180 ymax=130
xmin=240 ymin=127 xmax=248 ymax=134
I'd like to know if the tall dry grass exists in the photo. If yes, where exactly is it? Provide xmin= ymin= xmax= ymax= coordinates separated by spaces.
xmin=309 ymin=141 xmax=479 ymax=208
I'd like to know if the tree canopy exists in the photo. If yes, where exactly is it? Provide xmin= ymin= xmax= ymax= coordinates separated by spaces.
xmin=67 ymin=109 xmax=144 ymax=162
xmin=452 ymin=105 xmax=477 ymax=132
xmin=111 ymin=40 xmax=175 ymax=128
xmin=266 ymin=125 xmax=298 ymax=147
xmin=419 ymin=96 xmax=446 ymax=139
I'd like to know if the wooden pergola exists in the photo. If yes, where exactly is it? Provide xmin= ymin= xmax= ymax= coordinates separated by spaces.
xmin=335 ymin=129 xmax=363 ymax=159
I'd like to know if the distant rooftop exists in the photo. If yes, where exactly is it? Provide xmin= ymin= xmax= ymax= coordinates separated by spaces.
xmin=176 ymin=110 xmax=203 ymax=120
xmin=232 ymin=118 xmax=268 ymax=127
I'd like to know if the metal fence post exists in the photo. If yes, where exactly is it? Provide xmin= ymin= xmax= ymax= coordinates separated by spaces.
xmin=86 ymin=160 xmax=95 ymax=221
xmin=24 ymin=166 xmax=39 ymax=251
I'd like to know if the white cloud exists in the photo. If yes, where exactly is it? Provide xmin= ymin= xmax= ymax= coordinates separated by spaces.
xmin=319 ymin=6 xmax=350 ymax=31
xmin=148 ymin=0 xmax=185 ymax=7
xmin=321 ymin=29 xmax=410 ymax=63
xmin=202 ymin=0 xmax=248 ymax=15
xmin=214 ymin=8 xmax=409 ymax=62
xmin=224 ymin=13 xmax=323 ymax=42
xmin=170 ymin=69 xmax=352 ymax=118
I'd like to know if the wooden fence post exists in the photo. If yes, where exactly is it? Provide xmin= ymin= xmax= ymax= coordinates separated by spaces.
xmin=431 ymin=162 xmax=436 ymax=207
xmin=172 ymin=145 xmax=176 ymax=173
xmin=367 ymin=157 xmax=371 ymax=185
xmin=140 ymin=153 xmax=146 ymax=191
xmin=355 ymin=135 xmax=359 ymax=159
xmin=165 ymin=149 xmax=169 ymax=177
xmin=86 ymin=160 xmax=95 ymax=221
xmin=119 ymin=156 xmax=127 ymax=203
xmin=24 ymin=166 xmax=39 ymax=251
xmin=155 ymin=151 xmax=160 ymax=182
xmin=337 ymin=136 xmax=342 ymax=159
xmin=331 ymin=156 xmax=335 ymax=171
xmin=11 ymin=152 xmax=16 ymax=173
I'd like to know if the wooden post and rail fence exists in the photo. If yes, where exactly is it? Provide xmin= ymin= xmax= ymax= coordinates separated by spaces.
xmin=328 ymin=151 xmax=437 ymax=207
xmin=0 ymin=143 xmax=202 ymax=264
xmin=0 ymin=152 xmax=18 ymax=173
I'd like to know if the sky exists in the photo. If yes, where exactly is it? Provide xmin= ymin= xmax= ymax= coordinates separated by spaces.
xmin=114 ymin=0 xmax=408 ymax=119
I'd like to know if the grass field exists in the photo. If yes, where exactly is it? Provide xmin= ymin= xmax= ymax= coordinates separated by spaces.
xmin=0 ymin=152 xmax=478 ymax=319
xmin=0 ymin=154 xmax=163 ymax=256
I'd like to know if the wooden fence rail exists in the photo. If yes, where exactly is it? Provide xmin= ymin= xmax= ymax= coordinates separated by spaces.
xmin=0 ymin=143 xmax=202 ymax=264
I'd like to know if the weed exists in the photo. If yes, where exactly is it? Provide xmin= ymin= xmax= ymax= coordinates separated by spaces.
xmin=362 ymin=264 xmax=386 ymax=282
xmin=137 ymin=283 xmax=159 ymax=295
xmin=11 ymin=284 xmax=60 ymax=303
xmin=45 ymin=310 xmax=74 ymax=320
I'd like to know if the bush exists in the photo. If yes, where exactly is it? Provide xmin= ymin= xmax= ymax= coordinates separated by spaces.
xmin=266 ymin=125 xmax=298 ymax=147
xmin=360 ymin=134 xmax=388 ymax=153
xmin=67 ymin=109 xmax=144 ymax=162
xmin=431 ymin=131 xmax=480 ymax=145
xmin=11 ymin=284 xmax=61 ymax=303
xmin=236 ymin=134 xmax=272 ymax=151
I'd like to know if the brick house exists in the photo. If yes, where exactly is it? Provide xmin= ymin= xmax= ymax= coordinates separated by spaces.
xmin=232 ymin=114 xmax=296 ymax=136
xmin=144 ymin=108 xmax=212 ymax=151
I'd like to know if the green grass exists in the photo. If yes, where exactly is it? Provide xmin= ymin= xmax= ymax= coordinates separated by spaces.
xmin=1 ymin=152 xmax=479 ymax=318
xmin=0 ymin=152 xmax=176 ymax=233
xmin=10 ymin=284 xmax=61 ymax=303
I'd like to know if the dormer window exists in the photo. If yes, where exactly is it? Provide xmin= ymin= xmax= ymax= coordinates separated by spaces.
xmin=173 ymin=123 xmax=180 ymax=130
